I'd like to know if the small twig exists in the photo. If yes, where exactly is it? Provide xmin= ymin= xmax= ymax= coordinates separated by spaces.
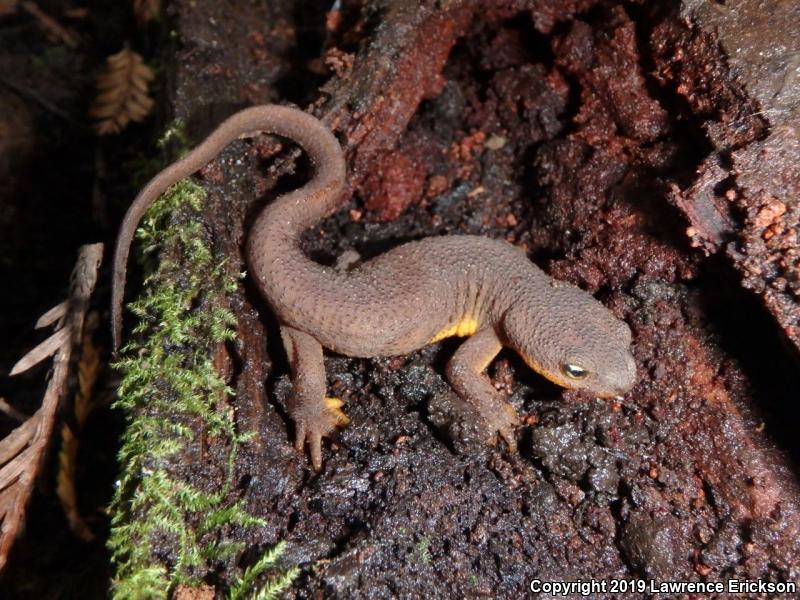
xmin=0 ymin=243 xmax=103 ymax=572
xmin=35 ymin=301 xmax=67 ymax=329
xmin=10 ymin=328 xmax=69 ymax=376
xmin=63 ymin=7 xmax=88 ymax=19
xmin=0 ymin=399 xmax=28 ymax=424
xmin=20 ymin=1 xmax=79 ymax=48
xmin=0 ymin=76 xmax=75 ymax=124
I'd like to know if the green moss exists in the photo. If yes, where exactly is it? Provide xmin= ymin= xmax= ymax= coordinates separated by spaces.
xmin=108 ymin=180 xmax=297 ymax=599
xmin=413 ymin=535 xmax=431 ymax=565
xmin=229 ymin=542 xmax=300 ymax=600
xmin=156 ymin=119 xmax=190 ymax=156
xmin=125 ymin=121 xmax=191 ymax=191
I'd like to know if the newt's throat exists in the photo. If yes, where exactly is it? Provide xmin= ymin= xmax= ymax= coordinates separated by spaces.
xmin=430 ymin=316 xmax=480 ymax=343
xmin=520 ymin=354 xmax=571 ymax=389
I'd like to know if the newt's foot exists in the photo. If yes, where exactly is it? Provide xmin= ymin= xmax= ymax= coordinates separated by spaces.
xmin=293 ymin=397 xmax=350 ymax=471
xmin=484 ymin=403 xmax=520 ymax=452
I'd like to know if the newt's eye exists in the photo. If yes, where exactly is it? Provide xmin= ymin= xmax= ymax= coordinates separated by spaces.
xmin=562 ymin=363 xmax=588 ymax=380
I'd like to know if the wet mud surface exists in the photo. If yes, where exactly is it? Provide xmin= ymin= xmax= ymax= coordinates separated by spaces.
xmin=2 ymin=0 xmax=799 ymax=597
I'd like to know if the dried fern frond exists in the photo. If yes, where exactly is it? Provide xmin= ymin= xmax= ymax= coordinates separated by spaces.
xmin=0 ymin=244 xmax=103 ymax=572
xmin=89 ymin=48 xmax=154 ymax=135
xmin=56 ymin=312 xmax=101 ymax=542
xmin=132 ymin=0 xmax=160 ymax=23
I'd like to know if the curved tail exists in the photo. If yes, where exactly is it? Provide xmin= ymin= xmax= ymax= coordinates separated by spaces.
xmin=111 ymin=105 xmax=346 ymax=352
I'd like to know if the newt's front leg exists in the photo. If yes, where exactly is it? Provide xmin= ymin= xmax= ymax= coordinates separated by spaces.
xmin=445 ymin=327 xmax=520 ymax=451
xmin=280 ymin=325 xmax=349 ymax=471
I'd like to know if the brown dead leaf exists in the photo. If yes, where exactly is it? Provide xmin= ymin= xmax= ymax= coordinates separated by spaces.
xmin=89 ymin=47 xmax=155 ymax=135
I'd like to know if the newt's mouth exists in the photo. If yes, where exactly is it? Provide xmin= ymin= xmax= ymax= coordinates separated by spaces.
xmin=519 ymin=354 xmax=575 ymax=391
xmin=520 ymin=353 xmax=630 ymax=398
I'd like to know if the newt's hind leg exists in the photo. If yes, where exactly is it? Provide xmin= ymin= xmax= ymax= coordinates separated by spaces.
xmin=445 ymin=327 xmax=520 ymax=451
xmin=280 ymin=325 xmax=349 ymax=471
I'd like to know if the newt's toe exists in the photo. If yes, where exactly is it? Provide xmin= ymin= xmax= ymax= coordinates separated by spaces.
xmin=294 ymin=421 xmax=307 ymax=454
xmin=293 ymin=398 xmax=351 ymax=471
xmin=491 ymin=403 xmax=520 ymax=452
xmin=309 ymin=433 xmax=323 ymax=472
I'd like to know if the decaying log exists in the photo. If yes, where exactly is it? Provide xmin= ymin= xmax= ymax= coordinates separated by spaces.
xmin=107 ymin=0 xmax=800 ymax=596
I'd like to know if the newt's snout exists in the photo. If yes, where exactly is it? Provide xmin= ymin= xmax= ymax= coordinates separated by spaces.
xmin=596 ymin=352 xmax=637 ymax=398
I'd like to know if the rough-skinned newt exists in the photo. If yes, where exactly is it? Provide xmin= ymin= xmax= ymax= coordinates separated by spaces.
xmin=112 ymin=105 xmax=636 ymax=470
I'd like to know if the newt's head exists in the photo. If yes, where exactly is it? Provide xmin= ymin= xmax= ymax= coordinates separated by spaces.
xmin=502 ymin=281 xmax=636 ymax=398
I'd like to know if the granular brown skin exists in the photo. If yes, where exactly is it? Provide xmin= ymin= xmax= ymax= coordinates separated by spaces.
xmin=113 ymin=105 xmax=636 ymax=471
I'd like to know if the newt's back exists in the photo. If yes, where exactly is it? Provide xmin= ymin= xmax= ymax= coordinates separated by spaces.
xmin=275 ymin=235 xmax=540 ymax=357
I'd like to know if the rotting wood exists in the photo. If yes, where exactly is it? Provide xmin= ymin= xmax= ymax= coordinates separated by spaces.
xmin=109 ymin=0 xmax=800 ymax=595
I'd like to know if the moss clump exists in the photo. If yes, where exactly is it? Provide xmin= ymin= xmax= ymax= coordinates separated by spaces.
xmin=108 ymin=180 xmax=297 ymax=598
xmin=228 ymin=541 xmax=299 ymax=600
